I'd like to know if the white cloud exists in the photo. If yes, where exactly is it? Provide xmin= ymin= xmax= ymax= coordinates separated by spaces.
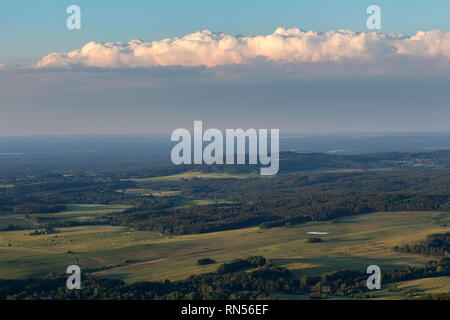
xmin=35 ymin=28 xmax=450 ymax=71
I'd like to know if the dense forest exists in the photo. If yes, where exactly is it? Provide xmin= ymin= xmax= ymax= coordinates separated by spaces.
xmin=0 ymin=152 xmax=450 ymax=234
xmin=1 ymin=161 xmax=450 ymax=235
xmin=111 ymin=193 xmax=450 ymax=235
xmin=1 ymin=257 xmax=448 ymax=300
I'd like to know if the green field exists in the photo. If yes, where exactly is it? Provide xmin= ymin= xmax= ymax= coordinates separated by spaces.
xmin=0 ymin=211 xmax=36 ymax=228
xmin=123 ymin=171 xmax=252 ymax=182
xmin=116 ymin=189 xmax=181 ymax=197
xmin=0 ymin=210 xmax=448 ymax=289
xmin=367 ymin=276 xmax=450 ymax=299
xmin=0 ymin=204 xmax=132 ymax=228
xmin=42 ymin=204 xmax=131 ymax=222
xmin=169 ymin=199 xmax=235 ymax=210
xmin=117 ymin=186 xmax=235 ymax=209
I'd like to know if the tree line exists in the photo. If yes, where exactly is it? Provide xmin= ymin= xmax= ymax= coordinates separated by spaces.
xmin=1 ymin=257 xmax=448 ymax=300
xmin=394 ymin=232 xmax=450 ymax=257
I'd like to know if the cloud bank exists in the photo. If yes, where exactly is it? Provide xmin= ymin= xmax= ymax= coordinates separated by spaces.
xmin=35 ymin=28 xmax=450 ymax=71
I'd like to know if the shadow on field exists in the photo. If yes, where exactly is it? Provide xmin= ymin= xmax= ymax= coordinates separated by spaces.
xmin=286 ymin=255 xmax=413 ymax=278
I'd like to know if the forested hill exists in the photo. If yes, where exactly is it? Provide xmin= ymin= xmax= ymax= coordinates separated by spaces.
xmin=272 ymin=150 xmax=450 ymax=173
xmin=2 ymin=143 xmax=450 ymax=177
xmin=2 ymin=149 xmax=450 ymax=236
xmin=117 ymin=149 xmax=450 ymax=178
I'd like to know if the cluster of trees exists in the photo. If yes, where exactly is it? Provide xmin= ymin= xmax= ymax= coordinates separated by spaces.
xmin=171 ymin=169 xmax=450 ymax=201
xmin=394 ymin=232 xmax=450 ymax=257
xmin=307 ymin=237 xmax=323 ymax=243
xmin=1 ymin=257 xmax=448 ymax=300
xmin=217 ymin=256 xmax=267 ymax=274
xmin=196 ymin=258 xmax=216 ymax=266
xmin=12 ymin=204 xmax=66 ymax=214
xmin=111 ymin=193 xmax=450 ymax=235
xmin=0 ymin=173 xmax=140 ymax=213
xmin=115 ymin=150 xmax=450 ymax=178
xmin=418 ymin=292 xmax=450 ymax=300
xmin=29 ymin=226 xmax=59 ymax=236
xmin=33 ymin=217 xmax=109 ymax=228
xmin=2 ymin=154 xmax=450 ymax=237
xmin=0 ymin=224 xmax=26 ymax=232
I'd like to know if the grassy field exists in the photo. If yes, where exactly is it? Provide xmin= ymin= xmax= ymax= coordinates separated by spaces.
xmin=116 ymin=189 xmax=181 ymax=197
xmin=0 ymin=211 xmax=36 ymax=228
xmin=0 ymin=204 xmax=132 ymax=228
xmin=42 ymin=204 xmax=131 ymax=222
xmin=115 ymin=188 xmax=233 ymax=208
xmin=0 ymin=210 xmax=448 ymax=288
xmin=169 ymin=199 xmax=235 ymax=210
xmin=367 ymin=276 xmax=450 ymax=299
xmin=124 ymin=171 xmax=252 ymax=182
xmin=273 ymin=276 xmax=450 ymax=300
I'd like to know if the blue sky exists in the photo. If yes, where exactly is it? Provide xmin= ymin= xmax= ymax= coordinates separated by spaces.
xmin=1 ymin=0 xmax=450 ymax=62
xmin=1 ymin=1 xmax=450 ymax=135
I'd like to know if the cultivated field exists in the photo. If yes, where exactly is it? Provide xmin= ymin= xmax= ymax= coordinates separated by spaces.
xmin=0 ymin=204 xmax=132 ymax=228
xmin=123 ymin=171 xmax=253 ymax=182
xmin=368 ymin=276 xmax=450 ymax=299
xmin=0 ymin=210 xmax=448 ymax=291
xmin=43 ymin=204 xmax=132 ymax=222
xmin=116 ymin=189 xmax=181 ymax=197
